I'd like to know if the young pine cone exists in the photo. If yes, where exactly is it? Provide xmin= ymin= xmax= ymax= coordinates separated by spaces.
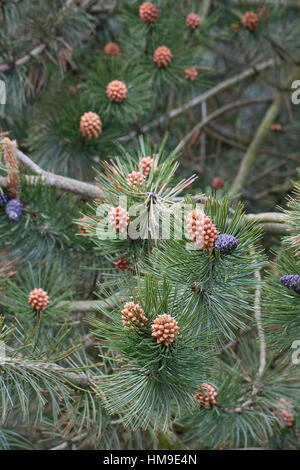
xmin=115 ymin=255 xmax=130 ymax=272
xmin=277 ymin=398 xmax=295 ymax=427
xmin=242 ymin=11 xmax=259 ymax=31
xmin=104 ymin=42 xmax=120 ymax=57
xmin=106 ymin=80 xmax=128 ymax=103
xmin=184 ymin=67 xmax=198 ymax=81
xmin=121 ymin=301 xmax=148 ymax=328
xmin=79 ymin=112 xmax=102 ymax=140
xmin=271 ymin=123 xmax=282 ymax=132
xmin=139 ymin=2 xmax=158 ymax=25
xmin=108 ymin=206 xmax=129 ymax=233
xmin=151 ymin=314 xmax=179 ymax=347
xmin=0 ymin=192 xmax=10 ymax=205
xmin=212 ymin=176 xmax=224 ymax=189
xmin=140 ymin=156 xmax=153 ymax=177
xmin=186 ymin=13 xmax=201 ymax=30
xmin=153 ymin=46 xmax=172 ymax=68
xmin=280 ymin=409 xmax=295 ymax=427
xmin=215 ymin=234 xmax=239 ymax=255
xmin=28 ymin=288 xmax=50 ymax=312
xmin=280 ymin=274 xmax=300 ymax=295
xmin=186 ymin=210 xmax=218 ymax=249
xmin=78 ymin=216 xmax=93 ymax=235
xmin=194 ymin=383 xmax=218 ymax=409
xmin=5 ymin=198 xmax=24 ymax=222
xmin=127 ymin=170 xmax=146 ymax=187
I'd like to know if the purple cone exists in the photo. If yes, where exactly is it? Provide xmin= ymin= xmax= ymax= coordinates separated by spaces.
xmin=215 ymin=233 xmax=238 ymax=255
xmin=0 ymin=192 xmax=10 ymax=205
xmin=5 ymin=198 xmax=24 ymax=222
xmin=280 ymin=275 xmax=300 ymax=295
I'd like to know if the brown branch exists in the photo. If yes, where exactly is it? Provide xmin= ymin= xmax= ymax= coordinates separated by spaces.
xmin=120 ymin=59 xmax=276 ymax=141
xmin=205 ymin=123 xmax=300 ymax=163
xmin=175 ymin=97 xmax=273 ymax=152
xmin=0 ymin=145 xmax=290 ymax=233
xmin=230 ymin=94 xmax=283 ymax=195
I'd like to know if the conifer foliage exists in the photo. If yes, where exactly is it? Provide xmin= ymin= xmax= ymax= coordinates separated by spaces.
xmin=0 ymin=0 xmax=299 ymax=451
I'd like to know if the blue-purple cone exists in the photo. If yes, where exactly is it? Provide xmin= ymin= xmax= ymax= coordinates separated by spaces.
xmin=5 ymin=198 xmax=24 ymax=222
xmin=215 ymin=233 xmax=238 ymax=255
xmin=0 ymin=192 xmax=10 ymax=205
xmin=280 ymin=275 xmax=300 ymax=295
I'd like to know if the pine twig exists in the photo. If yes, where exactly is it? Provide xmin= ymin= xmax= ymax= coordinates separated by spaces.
xmin=230 ymin=94 xmax=283 ymax=195
xmin=0 ymin=144 xmax=290 ymax=233
xmin=120 ymin=59 xmax=275 ymax=141
xmin=175 ymin=97 xmax=273 ymax=152
xmin=254 ymin=268 xmax=266 ymax=380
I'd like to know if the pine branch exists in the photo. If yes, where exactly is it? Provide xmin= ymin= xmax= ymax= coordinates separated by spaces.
xmin=175 ymin=97 xmax=273 ymax=152
xmin=120 ymin=59 xmax=276 ymax=141
xmin=230 ymin=0 xmax=300 ymax=7
xmin=230 ymin=94 xmax=283 ymax=194
xmin=0 ymin=144 xmax=290 ymax=233
xmin=0 ymin=0 xmax=93 ymax=73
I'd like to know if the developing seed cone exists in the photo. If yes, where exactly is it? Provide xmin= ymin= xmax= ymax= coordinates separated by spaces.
xmin=242 ymin=11 xmax=259 ymax=31
xmin=139 ymin=2 xmax=158 ymax=25
xmin=121 ymin=301 xmax=148 ymax=328
xmin=151 ymin=313 xmax=179 ymax=346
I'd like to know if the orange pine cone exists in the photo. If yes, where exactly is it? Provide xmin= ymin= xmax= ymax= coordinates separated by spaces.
xmin=140 ymin=156 xmax=153 ymax=177
xmin=277 ymin=398 xmax=295 ymax=427
xmin=127 ymin=170 xmax=146 ymax=187
xmin=78 ymin=216 xmax=94 ymax=235
xmin=184 ymin=67 xmax=198 ymax=81
xmin=151 ymin=313 xmax=179 ymax=347
xmin=115 ymin=255 xmax=130 ymax=272
xmin=271 ymin=123 xmax=282 ymax=132
xmin=121 ymin=301 xmax=148 ymax=328
xmin=79 ymin=112 xmax=102 ymax=140
xmin=242 ymin=11 xmax=259 ymax=31
xmin=104 ymin=42 xmax=120 ymax=57
xmin=108 ymin=206 xmax=129 ymax=233
xmin=139 ymin=2 xmax=158 ymax=25
xmin=153 ymin=46 xmax=172 ymax=68
xmin=106 ymin=80 xmax=128 ymax=103
xmin=186 ymin=13 xmax=201 ymax=29
xmin=28 ymin=288 xmax=50 ymax=312
xmin=186 ymin=210 xmax=218 ymax=249
xmin=194 ymin=383 xmax=218 ymax=409
xmin=212 ymin=177 xmax=224 ymax=189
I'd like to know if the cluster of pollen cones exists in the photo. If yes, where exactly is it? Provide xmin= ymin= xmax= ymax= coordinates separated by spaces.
xmin=28 ymin=288 xmax=50 ymax=311
xmin=151 ymin=313 xmax=179 ymax=346
xmin=186 ymin=210 xmax=218 ymax=249
xmin=194 ymin=383 xmax=218 ymax=408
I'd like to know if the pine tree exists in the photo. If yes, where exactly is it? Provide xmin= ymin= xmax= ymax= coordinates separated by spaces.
xmin=0 ymin=0 xmax=299 ymax=451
